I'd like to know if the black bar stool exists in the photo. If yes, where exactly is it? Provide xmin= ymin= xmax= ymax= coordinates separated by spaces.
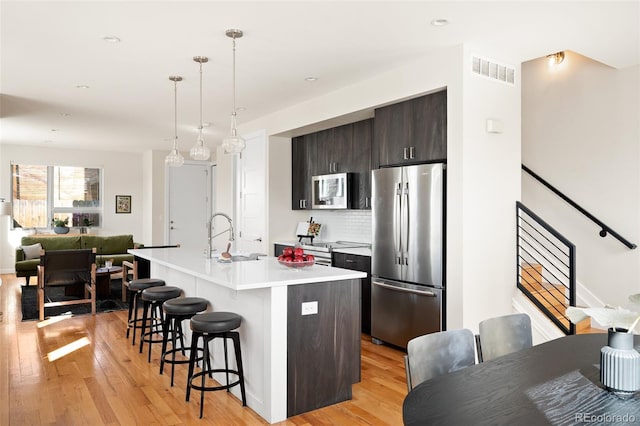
xmin=186 ymin=312 xmax=247 ymax=418
xmin=160 ymin=297 xmax=210 ymax=386
xmin=139 ymin=286 xmax=182 ymax=362
xmin=126 ymin=278 xmax=165 ymax=345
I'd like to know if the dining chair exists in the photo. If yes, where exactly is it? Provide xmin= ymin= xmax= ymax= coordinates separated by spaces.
xmin=37 ymin=248 xmax=97 ymax=321
xmin=476 ymin=312 xmax=532 ymax=362
xmin=404 ymin=328 xmax=476 ymax=391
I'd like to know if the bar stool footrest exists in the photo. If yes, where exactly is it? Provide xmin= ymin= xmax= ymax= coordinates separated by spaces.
xmin=189 ymin=369 xmax=242 ymax=393
xmin=161 ymin=347 xmax=204 ymax=365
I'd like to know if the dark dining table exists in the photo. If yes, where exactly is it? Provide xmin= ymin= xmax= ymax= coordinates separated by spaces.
xmin=403 ymin=333 xmax=640 ymax=425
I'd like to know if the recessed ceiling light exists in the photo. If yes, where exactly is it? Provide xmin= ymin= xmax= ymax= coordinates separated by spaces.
xmin=305 ymin=77 xmax=318 ymax=82
xmin=43 ymin=140 xmax=53 ymax=144
xmin=60 ymin=112 xmax=71 ymax=117
xmin=202 ymin=122 xmax=212 ymax=127
xmin=75 ymin=84 xmax=90 ymax=89
xmin=430 ymin=19 xmax=449 ymax=27
xmin=102 ymin=36 xmax=121 ymax=43
xmin=51 ymin=129 xmax=58 ymax=132
xmin=236 ymin=107 xmax=247 ymax=112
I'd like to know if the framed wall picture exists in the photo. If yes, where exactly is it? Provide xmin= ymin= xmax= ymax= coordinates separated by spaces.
xmin=115 ymin=195 xmax=131 ymax=214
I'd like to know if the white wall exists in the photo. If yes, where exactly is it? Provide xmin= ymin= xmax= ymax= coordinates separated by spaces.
xmin=267 ymin=136 xmax=310 ymax=255
xmin=459 ymin=46 xmax=522 ymax=330
xmin=220 ymin=44 xmax=522 ymax=331
xmin=522 ymin=52 xmax=640 ymax=306
xmin=0 ymin=143 xmax=144 ymax=273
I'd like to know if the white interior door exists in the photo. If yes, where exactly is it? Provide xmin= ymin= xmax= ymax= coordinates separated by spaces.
xmin=236 ymin=130 xmax=267 ymax=254
xmin=167 ymin=162 xmax=213 ymax=252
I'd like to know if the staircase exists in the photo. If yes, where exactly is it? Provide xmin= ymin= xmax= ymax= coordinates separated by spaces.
xmin=516 ymin=166 xmax=635 ymax=337
xmin=520 ymin=264 xmax=600 ymax=334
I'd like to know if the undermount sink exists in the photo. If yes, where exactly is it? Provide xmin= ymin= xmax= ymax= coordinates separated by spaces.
xmin=230 ymin=253 xmax=261 ymax=262
xmin=212 ymin=252 xmax=267 ymax=262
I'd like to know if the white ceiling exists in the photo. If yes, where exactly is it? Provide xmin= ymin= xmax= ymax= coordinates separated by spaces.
xmin=1 ymin=1 xmax=638 ymax=153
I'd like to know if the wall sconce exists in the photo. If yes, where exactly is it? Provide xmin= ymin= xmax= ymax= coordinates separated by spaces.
xmin=547 ymin=51 xmax=565 ymax=66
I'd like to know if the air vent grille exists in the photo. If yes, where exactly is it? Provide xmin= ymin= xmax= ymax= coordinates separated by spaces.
xmin=472 ymin=56 xmax=515 ymax=86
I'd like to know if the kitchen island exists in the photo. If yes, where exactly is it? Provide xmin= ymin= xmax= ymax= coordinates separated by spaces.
xmin=129 ymin=248 xmax=365 ymax=424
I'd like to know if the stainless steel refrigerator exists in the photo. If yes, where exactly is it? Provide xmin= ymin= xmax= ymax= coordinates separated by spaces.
xmin=371 ymin=163 xmax=444 ymax=348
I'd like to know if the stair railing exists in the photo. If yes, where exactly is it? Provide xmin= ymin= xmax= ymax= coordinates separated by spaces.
xmin=516 ymin=201 xmax=576 ymax=335
xmin=522 ymin=164 xmax=636 ymax=250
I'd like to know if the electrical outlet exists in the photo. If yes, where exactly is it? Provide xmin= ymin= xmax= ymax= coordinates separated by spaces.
xmin=301 ymin=301 xmax=318 ymax=316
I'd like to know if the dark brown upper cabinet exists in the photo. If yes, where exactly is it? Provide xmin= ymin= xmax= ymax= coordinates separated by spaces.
xmin=315 ymin=124 xmax=353 ymax=175
xmin=373 ymin=90 xmax=447 ymax=168
xmin=351 ymin=119 xmax=372 ymax=209
xmin=291 ymin=134 xmax=314 ymax=210
xmin=291 ymin=119 xmax=373 ymax=210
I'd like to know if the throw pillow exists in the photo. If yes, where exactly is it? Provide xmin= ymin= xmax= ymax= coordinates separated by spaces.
xmin=21 ymin=242 xmax=42 ymax=260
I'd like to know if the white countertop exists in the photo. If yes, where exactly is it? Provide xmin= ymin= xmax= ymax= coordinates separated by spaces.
xmin=129 ymin=248 xmax=365 ymax=291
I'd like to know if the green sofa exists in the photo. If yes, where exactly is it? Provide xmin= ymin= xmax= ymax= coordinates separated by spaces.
xmin=15 ymin=234 xmax=141 ymax=285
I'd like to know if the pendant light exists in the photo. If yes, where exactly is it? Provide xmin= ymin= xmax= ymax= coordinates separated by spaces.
xmin=165 ymin=76 xmax=185 ymax=167
xmin=222 ymin=29 xmax=246 ymax=154
xmin=190 ymin=56 xmax=211 ymax=160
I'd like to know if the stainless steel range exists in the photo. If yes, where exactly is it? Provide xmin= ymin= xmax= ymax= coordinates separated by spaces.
xmin=298 ymin=241 xmax=371 ymax=266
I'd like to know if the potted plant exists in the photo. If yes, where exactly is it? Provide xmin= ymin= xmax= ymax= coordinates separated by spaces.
xmin=567 ymin=294 xmax=640 ymax=398
xmin=79 ymin=217 xmax=93 ymax=234
xmin=51 ymin=217 xmax=70 ymax=234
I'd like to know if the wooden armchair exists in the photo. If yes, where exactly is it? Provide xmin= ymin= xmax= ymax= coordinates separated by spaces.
xmin=121 ymin=259 xmax=138 ymax=302
xmin=37 ymin=248 xmax=97 ymax=321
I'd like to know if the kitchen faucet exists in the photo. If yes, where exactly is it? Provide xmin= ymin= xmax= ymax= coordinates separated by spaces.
xmin=207 ymin=212 xmax=235 ymax=258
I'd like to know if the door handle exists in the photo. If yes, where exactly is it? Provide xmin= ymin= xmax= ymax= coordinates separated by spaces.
xmin=170 ymin=226 xmax=175 ymax=230
xmin=403 ymin=147 xmax=408 ymax=160
xmin=254 ymin=237 xmax=262 ymax=242
xmin=409 ymin=146 xmax=415 ymax=159
xmin=372 ymin=280 xmax=436 ymax=297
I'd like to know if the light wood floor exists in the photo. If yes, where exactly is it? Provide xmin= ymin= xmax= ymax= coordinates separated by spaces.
xmin=0 ymin=274 xmax=407 ymax=425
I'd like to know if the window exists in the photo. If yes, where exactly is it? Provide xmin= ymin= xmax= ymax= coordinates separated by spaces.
xmin=11 ymin=164 xmax=102 ymax=229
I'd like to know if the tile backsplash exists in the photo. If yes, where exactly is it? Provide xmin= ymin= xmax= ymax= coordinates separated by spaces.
xmin=307 ymin=210 xmax=372 ymax=243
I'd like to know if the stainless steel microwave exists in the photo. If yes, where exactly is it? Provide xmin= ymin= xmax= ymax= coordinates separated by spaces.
xmin=311 ymin=173 xmax=352 ymax=209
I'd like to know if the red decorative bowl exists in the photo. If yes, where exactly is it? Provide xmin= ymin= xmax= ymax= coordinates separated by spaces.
xmin=278 ymin=259 xmax=315 ymax=269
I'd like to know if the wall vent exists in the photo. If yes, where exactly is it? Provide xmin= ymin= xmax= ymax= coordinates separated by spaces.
xmin=472 ymin=55 xmax=515 ymax=86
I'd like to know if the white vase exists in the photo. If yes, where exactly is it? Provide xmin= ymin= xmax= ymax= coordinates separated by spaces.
xmin=600 ymin=328 xmax=640 ymax=399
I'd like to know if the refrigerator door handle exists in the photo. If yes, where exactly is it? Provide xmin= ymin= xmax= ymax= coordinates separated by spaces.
xmin=403 ymin=181 xmax=410 ymax=264
xmin=395 ymin=182 xmax=403 ymax=264
xmin=372 ymin=280 xmax=437 ymax=297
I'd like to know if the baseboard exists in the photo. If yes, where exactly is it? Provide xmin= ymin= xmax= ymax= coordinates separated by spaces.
xmin=575 ymin=280 xmax=607 ymax=331
xmin=575 ymin=279 xmax=604 ymax=309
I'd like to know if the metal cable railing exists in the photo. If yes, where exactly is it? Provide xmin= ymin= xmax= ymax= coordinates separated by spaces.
xmin=516 ymin=202 xmax=576 ymax=335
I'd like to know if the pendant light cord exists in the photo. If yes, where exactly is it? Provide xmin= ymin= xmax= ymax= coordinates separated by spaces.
xmin=173 ymin=79 xmax=178 ymax=148
xmin=232 ymin=36 xmax=237 ymax=117
xmin=199 ymin=61 xmax=203 ymax=133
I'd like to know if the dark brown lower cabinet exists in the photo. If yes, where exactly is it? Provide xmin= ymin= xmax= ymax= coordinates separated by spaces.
xmin=332 ymin=252 xmax=372 ymax=334
xmin=287 ymin=279 xmax=361 ymax=417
